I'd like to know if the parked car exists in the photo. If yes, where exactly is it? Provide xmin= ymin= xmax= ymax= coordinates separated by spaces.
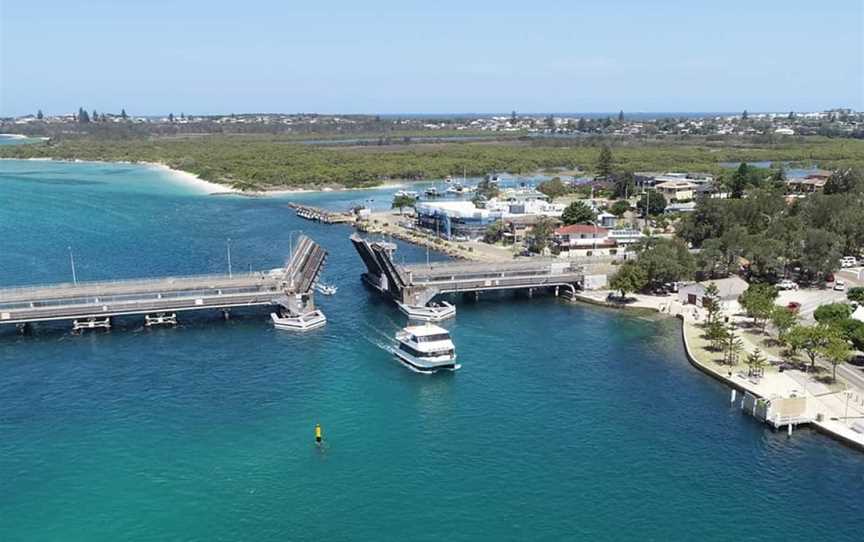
xmin=826 ymin=273 xmax=836 ymax=283
xmin=834 ymin=279 xmax=846 ymax=291
xmin=841 ymin=256 xmax=858 ymax=268
xmin=776 ymin=279 xmax=799 ymax=291
xmin=786 ymin=301 xmax=801 ymax=313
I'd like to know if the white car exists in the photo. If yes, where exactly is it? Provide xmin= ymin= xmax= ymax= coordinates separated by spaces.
xmin=840 ymin=256 xmax=858 ymax=268
xmin=834 ymin=279 xmax=846 ymax=291
xmin=776 ymin=279 xmax=799 ymax=291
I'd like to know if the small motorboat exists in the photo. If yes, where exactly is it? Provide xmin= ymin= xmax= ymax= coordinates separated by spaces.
xmin=144 ymin=312 xmax=177 ymax=327
xmin=270 ymin=309 xmax=327 ymax=331
xmin=394 ymin=190 xmax=419 ymax=199
xmin=392 ymin=323 xmax=459 ymax=373
xmin=397 ymin=301 xmax=456 ymax=322
xmin=424 ymin=187 xmax=440 ymax=197
xmin=315 ymin=283 xmax=338 ymax=296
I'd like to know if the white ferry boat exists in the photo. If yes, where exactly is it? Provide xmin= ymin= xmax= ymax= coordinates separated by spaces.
xmin=270 ymin=309 xmax=327 ymax=331
xmin=397 ymin=301 xmax=456 ymax=322
xmin=392 ymin=323 xmax=459 ymax=373
xmin=394 ymin=190 xmax=419 ymax=199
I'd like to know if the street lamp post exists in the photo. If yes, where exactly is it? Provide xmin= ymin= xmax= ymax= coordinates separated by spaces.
xmin=68 ymin=246 xmax=78 ymax=286
xmin=226 ymin=238 xmax=232 ymax=278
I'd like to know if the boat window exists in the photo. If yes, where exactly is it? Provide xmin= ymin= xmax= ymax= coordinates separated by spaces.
xmin=416 ymin=333 xmax=450 ymax=343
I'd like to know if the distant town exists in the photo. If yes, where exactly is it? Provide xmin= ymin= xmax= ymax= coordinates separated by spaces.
xmin=3 ymin=108 xmax=862 ymax=140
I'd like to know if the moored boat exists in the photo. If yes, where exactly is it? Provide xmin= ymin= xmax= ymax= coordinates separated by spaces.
xmin=392 ymin=323 xmax=459 ymax=373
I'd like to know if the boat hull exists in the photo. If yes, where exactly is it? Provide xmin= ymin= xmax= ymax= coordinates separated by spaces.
xmin=270 ymin=311 xmax=327 ymax=332
xmin=392 ymin=349 xmax=459 ymax=373
xmin=397 ymin=302 xmax=456 ymax=322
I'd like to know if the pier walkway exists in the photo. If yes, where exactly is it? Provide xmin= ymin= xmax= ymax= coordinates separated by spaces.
xmin=0 ymin=235 xmax=327 ymax=328
xmin=350 ymin=234 xmax=584 ymax=305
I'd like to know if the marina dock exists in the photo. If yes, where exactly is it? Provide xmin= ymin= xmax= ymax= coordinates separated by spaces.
xmin=0 ymin=235 xmax=328 ymax=330
xmin=289 ymin=203 xmax=354 ymax=224
xmin=350 ymin=234 xmax=584 ymax=305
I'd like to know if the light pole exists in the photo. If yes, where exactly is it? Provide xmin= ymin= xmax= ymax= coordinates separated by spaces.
xmin=226 ymin=238 xmax=232 ymax=278
xmin=68 ymin=246 xmax=78 ymax=286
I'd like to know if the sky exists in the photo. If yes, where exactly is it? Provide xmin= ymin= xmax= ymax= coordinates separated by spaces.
xmin=1 ymin=0 xmax=862 ymax=116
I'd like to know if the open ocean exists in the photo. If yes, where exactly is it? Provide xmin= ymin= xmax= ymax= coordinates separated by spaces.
xmin=1 ymin=159 xmax=862 ymax=541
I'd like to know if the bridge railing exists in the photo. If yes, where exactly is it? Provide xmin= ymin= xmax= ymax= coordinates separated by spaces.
xmin=0 ymin=270 xmax=284 ymax=302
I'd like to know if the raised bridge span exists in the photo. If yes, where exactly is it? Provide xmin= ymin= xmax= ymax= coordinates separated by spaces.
xmin=0 ymin=235 xmax=327 ymax=329
xmin=350 ymin=234 xmax=584 ymax=306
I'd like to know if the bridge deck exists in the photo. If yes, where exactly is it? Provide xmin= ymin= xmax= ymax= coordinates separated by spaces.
xmin=1 ymin=235 xmax=327 ymax=326
xmin=351 ymin=234 xmax=583 ymax=305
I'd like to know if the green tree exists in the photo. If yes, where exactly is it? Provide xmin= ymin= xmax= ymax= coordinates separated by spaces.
xmin=813 ymin=303 xmax=853 ymax=324
xmin=528 ymin=216 xmax=556 ymax=253
xmin=702 ymin=282 xmax=722 ymax=325
xmin=609 ymin=200 xmax=631 ymax=217
xmin=705 ymin=320 xmax=729 ymax=351
xmin=391 ymin=194 xmax=416 ymax=215
xmin=77 ymin=107 xmax=90 ymax=123
xmin=36 ymin=109 xmax=43 ymax=120
xmin=793 ymin=324 xmax=837 ymax=370
xmin=770 ymin=305 xmax=798 ymax=343
xmin=596 ymin=145 xmax=614 ymax=178
xmin=746 ymin=349 xmax=767 ymax=377
xmin=742 ymin=109 xmax=749 ymax=120
xmin=635 ymin=237 xmax=695 ymax=286
xmin=618 ymin=110 xmax=624 ymax=122
xmin=483 ymin=221 xmax=506 ymax=244
xmin=168 ymin=113 xmax=175 ymax=123
xmin=729 ymin=162 xmax=749 ymax=198
xmin=822 ymin=336 xmax=851 ymax=382
xmin=824 ymin=168 xmax=864 ymax=195
xmin=636 ymin=190 xmax=667 ymax=217
xmin=724 ymin=327 xmax=744 ymax=365
xmin=847 ymin=287 xmax=864 ymax=304
xmin=561 ymin=201 xmax=597 ymax=225
xmin=120 ymin=108 xmax=128 ymax=120
xmin=738 ymin=283 xmax=778 ymax=332
xmin=537 ymin=177 xmax=569 ymax=200
xmin=609 ymin=260 xmax=648 ymax=299
xmin=475 ymin=178 xmax=500 ymax=200
xmin=800 ymin=228 xmax=842 ymax=282
xmin=613 ymin=171 xmax=636 ymax=199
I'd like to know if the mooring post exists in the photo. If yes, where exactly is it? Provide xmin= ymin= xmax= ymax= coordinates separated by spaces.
xmin=222 ymin=309 xmax=230 ymax=321
xmin=731 ymin=389 xmax=736 ymax=404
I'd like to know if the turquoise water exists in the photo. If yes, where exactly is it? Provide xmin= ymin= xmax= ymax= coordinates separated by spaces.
xmin=1 ymin=160 xmax=863 ymax=541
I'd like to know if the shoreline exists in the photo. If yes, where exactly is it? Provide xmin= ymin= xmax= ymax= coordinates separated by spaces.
xmin=569 ymin=291 xmax=864 ymax=453
xmin=0 ymin=156 xmax=412 ymax=196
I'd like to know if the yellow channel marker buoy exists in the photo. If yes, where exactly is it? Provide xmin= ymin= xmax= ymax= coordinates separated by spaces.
xmin=315 ymin=424 xmax=323 ymax=444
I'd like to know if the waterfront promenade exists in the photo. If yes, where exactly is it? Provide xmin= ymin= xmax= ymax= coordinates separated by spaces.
xmin=573 ymin=289 xmax=864 ymax=451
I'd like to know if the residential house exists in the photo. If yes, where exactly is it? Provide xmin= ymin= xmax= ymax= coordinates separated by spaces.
xmin=655 ymin=180 xmax=697 ymax=202
xmin=552 ymin=224 xmax=617 ymax=257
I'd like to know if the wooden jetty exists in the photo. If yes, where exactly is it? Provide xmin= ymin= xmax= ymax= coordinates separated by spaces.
xmin=289 ymin=203 xmax=354 ymax=224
